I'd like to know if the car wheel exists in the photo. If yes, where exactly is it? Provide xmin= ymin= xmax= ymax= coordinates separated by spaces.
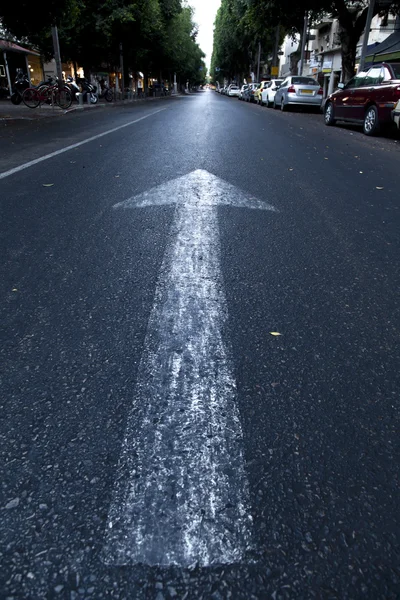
xmin=324 ymin=101 xmax=336 ymax=126
xmin=363 ymin=105 xmax=380 ymax=136
xmin=281 ymin=98 xmax=287 ymax=112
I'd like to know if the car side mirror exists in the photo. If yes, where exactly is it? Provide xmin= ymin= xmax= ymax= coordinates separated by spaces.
xmin=338 ymin=82 xmax=345 ymax=89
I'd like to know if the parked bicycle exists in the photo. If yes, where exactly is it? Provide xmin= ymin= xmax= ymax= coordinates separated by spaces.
xmin=22 ymin=78 xmax=72 ymax=109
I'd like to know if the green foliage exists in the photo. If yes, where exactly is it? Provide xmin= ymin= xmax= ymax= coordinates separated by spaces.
xmin=211 ymin=0 xmax=400 ymax=84
xmin=0 ymin=0 xmax=206 ymax=84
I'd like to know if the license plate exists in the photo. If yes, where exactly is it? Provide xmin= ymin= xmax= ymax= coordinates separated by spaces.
xmin=300 ymin=89 xmax=313 ymax=94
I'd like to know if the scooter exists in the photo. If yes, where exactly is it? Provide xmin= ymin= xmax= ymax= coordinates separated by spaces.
xmin=65 ymin=76 xmax=81 ymax=101
xmin=11 ymin=70 xmax=30 ymax=105
xmin=81 ymin=78 xmax=98 ymax=104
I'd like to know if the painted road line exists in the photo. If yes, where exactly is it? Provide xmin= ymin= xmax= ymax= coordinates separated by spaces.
xmin=103 ymin=170 xmax=277 ymax=567
xmin=0 ymin=108 xmax=166 ymax=181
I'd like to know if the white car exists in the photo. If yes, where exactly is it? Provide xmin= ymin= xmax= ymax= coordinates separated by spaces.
xmin=228 ymin=85 xmax=240 ymax=97
xmin=261 ymin=79 xmax=284 ymax=107
xmin=256 ymin=81 xmax=271 ymax=104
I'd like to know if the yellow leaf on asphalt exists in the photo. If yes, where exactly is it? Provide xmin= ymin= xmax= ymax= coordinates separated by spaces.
xmin=42 ymin=183 xmax=54 ymax=187
xmin=270 ymin=332 xmax=282 ymax=336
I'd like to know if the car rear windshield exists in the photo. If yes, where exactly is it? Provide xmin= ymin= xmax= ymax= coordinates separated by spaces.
xmin=391 ymin=63 xmax=400 ymax=79
xmin=230 ymin=86 xmax=239 ymax=90
xmin=292 ymin=77 xmax=318 ymax=86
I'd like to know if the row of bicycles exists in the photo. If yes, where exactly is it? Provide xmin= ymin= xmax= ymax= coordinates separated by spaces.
xmin=12 ymin=70 xmax=113 ymax=109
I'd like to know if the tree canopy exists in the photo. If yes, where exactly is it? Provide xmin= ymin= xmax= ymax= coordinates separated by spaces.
xmin=0 ymin=0 xmax=206 ymax=86
xmin=211 ymin=0 xmax=400 ymax=83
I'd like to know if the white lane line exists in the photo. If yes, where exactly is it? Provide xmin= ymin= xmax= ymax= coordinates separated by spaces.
xmin=0 ymin=108 xmax=166 ymax=181
xmin=103 ymin=170 xmax=276 ymax=567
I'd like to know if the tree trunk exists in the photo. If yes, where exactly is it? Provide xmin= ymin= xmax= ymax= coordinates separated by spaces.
xmin=340 ymin=29 xmax=358 ymax=82
xmin=334 ymin=0 xmax=380 ymax=83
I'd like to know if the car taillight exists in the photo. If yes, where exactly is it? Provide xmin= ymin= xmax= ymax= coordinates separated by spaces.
xmin=288 ymin=85 xmax=296 ymax=93
xmin=318 ymin=87 xmax=323 ymax=95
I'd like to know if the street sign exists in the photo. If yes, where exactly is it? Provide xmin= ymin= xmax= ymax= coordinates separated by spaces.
xmin=103 ymin=170 xmax=277 ymax=567
xmin=271 ymin=66 xmax=279 ymax=76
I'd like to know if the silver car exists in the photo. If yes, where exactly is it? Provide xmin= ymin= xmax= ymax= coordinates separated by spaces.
xmin=273 ymin=76 xmax=323 ymax=111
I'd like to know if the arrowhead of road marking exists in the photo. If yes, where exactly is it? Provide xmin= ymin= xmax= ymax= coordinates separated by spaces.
xmin=113 ymin=169 xmax=277 ymax=211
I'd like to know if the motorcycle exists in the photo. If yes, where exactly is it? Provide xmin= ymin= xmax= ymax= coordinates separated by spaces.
xmin=65 ymin=76 xmax=81 ymax=102
xmin=80 ymin=78 xmax=98 ymax=104
xmin=11 ymin=70 xmax=30 ymax=105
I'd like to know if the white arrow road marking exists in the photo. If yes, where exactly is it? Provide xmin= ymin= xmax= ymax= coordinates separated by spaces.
xmin=103 ymin=170 xmax=277 ymax=567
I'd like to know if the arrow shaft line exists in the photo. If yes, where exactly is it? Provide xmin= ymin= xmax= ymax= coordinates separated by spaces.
xmin=103 ymin=203 xmax=252 ymax=567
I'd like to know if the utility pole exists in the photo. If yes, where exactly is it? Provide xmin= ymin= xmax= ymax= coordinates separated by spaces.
xmin=119 ymin=42 xmax=125 ymax=99
xmin=51 ymin=26 xmax=63 ymax=82
xmin=299 ymin=11 xmax=309 ymax=76
xmin=358 ymin=0 xmax=376 ymax=73
xmin=257 ymin=41 xmax=261 ymax=82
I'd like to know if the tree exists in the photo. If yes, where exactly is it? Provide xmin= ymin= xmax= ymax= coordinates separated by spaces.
xmin=249 ymin=0 xmax=400 ymax=81
xmin=0 ymin=1 xmax=79 ymax=40
xmin=212 ymin=0 xmax=400 ymax=84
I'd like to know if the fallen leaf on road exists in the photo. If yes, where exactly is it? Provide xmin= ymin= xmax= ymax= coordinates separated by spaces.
xmin=115 ymin=175 xmax=120 ymax=178
xmin=270 ymin=332 xmax=282 ymax=336
xmin=42 ymin=183 xmax=54 ymax=187
xmin=324 ymin=158 xmax=329 ymax=160
xmin=289 ymin=168 xmax=294 ymax=171
xmin=359 ymin=171 xmax=363 ymax=174
xmin=70 ymin=161 xmax=76 ymax=164
xmin=376 ymin=187 xmax=384 ymax=190
xmin=12 ymin=288 xmax=18 ymax=292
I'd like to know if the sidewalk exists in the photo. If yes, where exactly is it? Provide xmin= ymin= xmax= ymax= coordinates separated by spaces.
xmin=0 ymin=94 xmax=180 ymax=121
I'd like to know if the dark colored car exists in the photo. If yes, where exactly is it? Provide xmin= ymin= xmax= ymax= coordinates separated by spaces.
xmin=324 ymin=62 xmax=400 ymax=135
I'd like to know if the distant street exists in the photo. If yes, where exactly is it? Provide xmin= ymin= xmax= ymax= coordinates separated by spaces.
xmin=1 ymin=91 xmax=399 ymax=599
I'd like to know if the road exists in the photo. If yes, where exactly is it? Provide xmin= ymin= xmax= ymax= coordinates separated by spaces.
xmin=0 ymin=92 xmax=399 ymax=599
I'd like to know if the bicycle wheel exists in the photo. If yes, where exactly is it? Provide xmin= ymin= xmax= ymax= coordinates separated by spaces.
xmin=105 ymin=89 xmax=113 ymax=102
xmin=22 ymin=88 xmax=40 ymax=108
xmin=55 ymin=87 xmax=72 ymax=109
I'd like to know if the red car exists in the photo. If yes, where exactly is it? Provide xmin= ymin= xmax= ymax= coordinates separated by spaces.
xmin=324 ymin=62 xmax=400 ymax=135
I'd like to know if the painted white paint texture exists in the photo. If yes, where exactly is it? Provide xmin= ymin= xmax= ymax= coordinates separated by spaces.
xmin=103 ymin=170 xmax=276 ymax=567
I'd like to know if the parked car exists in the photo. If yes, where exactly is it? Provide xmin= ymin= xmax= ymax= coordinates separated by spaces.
xmin=261 ymin=79 xmax=284 ymax=107
xmin=392 ymin=99 xmax=400 ymax=130
xmin=255 ymin=80 xmax=270 ymax=105
xmin=324 ymin=62 xmax=400 ymax=136
xmin=238 ymin=85 xmax=249 ymax=100
xmin=274 ymin=76 xmax=323 ymax=111
xmin=228 ymin=85 xmax=240 ymax=97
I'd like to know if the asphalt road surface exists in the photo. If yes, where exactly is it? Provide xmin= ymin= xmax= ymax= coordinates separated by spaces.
xmin=0 ymin=92 xmax=399 ymax=599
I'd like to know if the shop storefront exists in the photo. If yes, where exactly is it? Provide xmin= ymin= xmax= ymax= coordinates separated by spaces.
xmin=0 ymin=40 xmax=43 ymax=97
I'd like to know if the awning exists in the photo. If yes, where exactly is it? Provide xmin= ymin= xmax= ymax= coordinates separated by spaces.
xmin=0 ymin=39 xmax=40 ymax=56
xmin=365 ymin=31 xmax=400 ymax=64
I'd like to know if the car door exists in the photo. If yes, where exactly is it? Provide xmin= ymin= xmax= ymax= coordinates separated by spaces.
xmin=275 ymin=78 xmax=288 ymax=104
xmin=336 ymin=72 xmax=367 ymax=120
xmin=262 ymin=82 xmax=271 ymax=103
xmin=348 ymin=71 xmax=370 ymax=120
xmin=354 ymin=66 xmax=384 ymax=117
